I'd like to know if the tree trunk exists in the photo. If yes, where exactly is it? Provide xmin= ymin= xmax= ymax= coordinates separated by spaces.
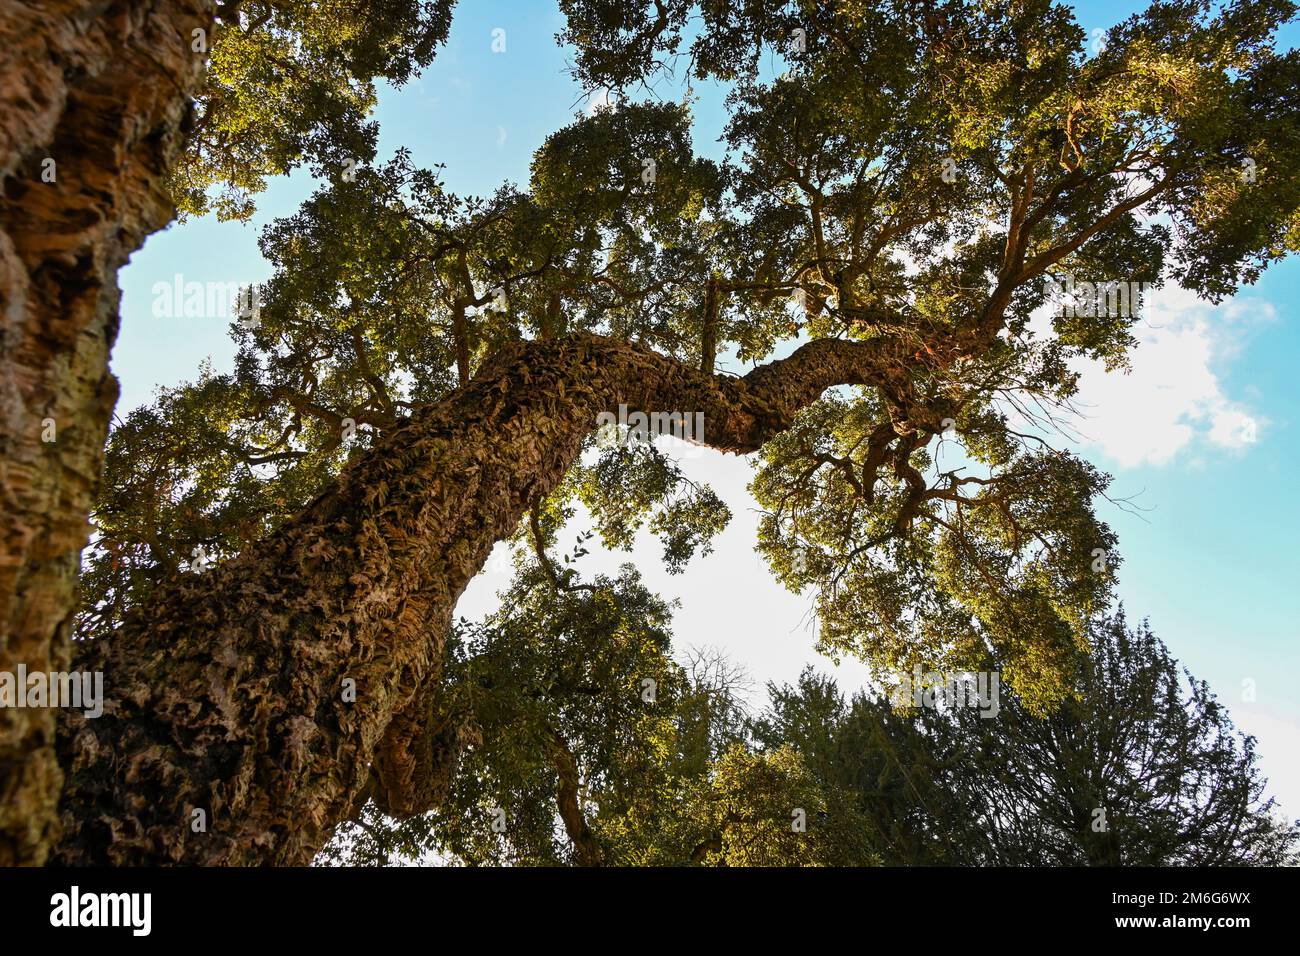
xmin=698 ymin=277 xmax=719 ymax=375
xmin=0 ymin=0 xmax=212 ymax=865
xmin=53 ymin=332 xmax=915 ymax=864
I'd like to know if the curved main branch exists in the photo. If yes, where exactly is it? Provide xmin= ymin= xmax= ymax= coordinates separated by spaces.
xmin=55 ymin=332 xmax=923 ymax=864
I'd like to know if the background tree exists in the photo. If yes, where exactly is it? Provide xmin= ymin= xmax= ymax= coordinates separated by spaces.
xmin=750 ymin=668 xmax=979 ymax=865
xmin=42 ymin=0 xmax=1300 ymax=864
xmin=751 ymin=613 xmax=1300 ymax=866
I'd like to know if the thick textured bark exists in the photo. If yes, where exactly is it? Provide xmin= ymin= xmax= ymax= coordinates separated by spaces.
xmin=54 ymin=332 xmax=923 ymax=865
xmin=0 ymin=0 xmax=212 ymax=865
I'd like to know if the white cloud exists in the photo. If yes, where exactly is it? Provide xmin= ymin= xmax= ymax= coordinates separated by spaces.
xmin=586 ymin=88 xmax=619 ymax=115
xmin=1233 ymin=708 xmax=1300 ymax=820
xmin=1046 ymin=285 xmax=1275 ymax=468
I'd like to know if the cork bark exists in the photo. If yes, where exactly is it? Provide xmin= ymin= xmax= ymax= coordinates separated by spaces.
xmin=0 ymin=0 xmax=212 ymax=864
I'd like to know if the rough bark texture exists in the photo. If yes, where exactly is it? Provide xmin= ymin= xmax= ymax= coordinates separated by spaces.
xmin=0 ymin=0 xmax=212 ymax=865
xmin=545 ymin=727 xmax=602 ymax=866
xmin=54 ymin=332 xmax=920 ymax=865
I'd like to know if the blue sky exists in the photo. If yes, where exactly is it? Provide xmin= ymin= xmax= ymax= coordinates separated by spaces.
xmin=113 ymin=1 xmax=1300 ymax=817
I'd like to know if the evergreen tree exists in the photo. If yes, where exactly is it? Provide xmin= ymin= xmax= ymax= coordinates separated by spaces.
xmin=754 ymin=614 xmax=1300 ymax=866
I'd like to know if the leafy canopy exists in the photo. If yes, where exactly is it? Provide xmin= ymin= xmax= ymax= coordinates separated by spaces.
xmin=176 ymin=1 xmax=454 ymax=219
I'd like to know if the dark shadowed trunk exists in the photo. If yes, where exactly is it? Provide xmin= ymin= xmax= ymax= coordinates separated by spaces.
xmin=54 ymin=332 xmax=924 ymax=864
xmin=0 ymin=0 xmax=212 ymax=865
